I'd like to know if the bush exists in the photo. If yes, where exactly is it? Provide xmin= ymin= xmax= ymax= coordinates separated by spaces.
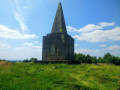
xmin=23 ymin=59 xmax=29 ymax=63
xmin=30 ymin=58 xmax=37 ymax=63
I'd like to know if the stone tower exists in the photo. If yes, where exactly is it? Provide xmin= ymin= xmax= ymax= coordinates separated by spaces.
xmin=42 ymin=2 xmax=74 ymax=61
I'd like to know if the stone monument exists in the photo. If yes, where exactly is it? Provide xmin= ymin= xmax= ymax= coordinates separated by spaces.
xmin=42 ymin=2 xmax=74 ymax=61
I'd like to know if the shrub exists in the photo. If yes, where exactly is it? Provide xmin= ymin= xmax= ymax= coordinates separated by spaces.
xmin=23 ymin=59 xmax=29 ymax=63
xmin=30 ymin=58 xmax=37 ymax=63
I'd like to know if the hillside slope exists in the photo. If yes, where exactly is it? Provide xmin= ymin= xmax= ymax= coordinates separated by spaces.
xmin=0 ymin=61 xmax=120 ymax=90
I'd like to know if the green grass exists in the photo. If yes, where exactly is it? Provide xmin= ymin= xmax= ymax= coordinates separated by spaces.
xmin=0 ymin=61 xmax=120 ymax=90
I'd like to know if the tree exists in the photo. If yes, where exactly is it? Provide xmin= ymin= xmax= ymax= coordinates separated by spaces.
xmin=103 ymin=53 xmax=112 ymax=63
xmin=92 ymin=56 xmax=97 ymax=63
xmin=23 ymin=59 xmax=29 ymax=63
xmin=30 ymin=58 xmax=37 ymax=63
xmin=74 ymin=52 xmax=120 ymax=65
xmin=98 ymin=57 xmax=103 ymax=63
xmin=86 ymin=54 xmax=92 ymax=63
xmin=114 ymin=57 xmax=120 ymax=65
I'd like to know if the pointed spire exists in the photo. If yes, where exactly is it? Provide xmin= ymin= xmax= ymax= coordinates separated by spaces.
xmin=51 ymin=2 xmax=67 ymax=34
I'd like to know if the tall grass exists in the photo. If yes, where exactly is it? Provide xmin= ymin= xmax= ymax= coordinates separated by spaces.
xmin=0 ymin=61 xmax=120 ymax=90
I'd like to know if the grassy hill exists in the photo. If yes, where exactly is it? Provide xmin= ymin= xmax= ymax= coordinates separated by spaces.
xmin=0 ymin=61 xmax=120 ymax=90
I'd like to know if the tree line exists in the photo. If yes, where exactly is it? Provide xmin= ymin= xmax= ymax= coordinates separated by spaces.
xmin=74 ymin=53 xmax=120 ymax=65
xmin=22 ymin=53 xmax=120 ymax=65
xmin=23 ymin=58 xmax=37 ymax=63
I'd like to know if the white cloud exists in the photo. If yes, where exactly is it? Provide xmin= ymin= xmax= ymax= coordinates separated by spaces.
xmin=75 ymin=49 xmax=100 ymax=57
xmin=34 ymin=41 xmax=42 ymax=45
xmin=67 ymin=26 xmax=78 ymax=32
xmin=1 ymin=0 xmax=36 ymax=39
xmin=11 ymin=0 xmax=33 ymax=33
xmin=0 ymin=43 xmax=11 ymax=49
xmin=67 ymin=22 xmax=120 ymax=42
xmin=23 ymin=5 xmax=32 ymax=9
xmin=75 ymin=44 xmax=78 ymax=47
xmin=75 ymin=49 xmax=100 ymax=53
xmin=67 ymin=22 xmax=114 ymax=32
xmin=99 ymin=22 xmax=115 ymax=27
xmin=0 ymin=42 xmax=42 ymax=60
xmin=103 ymin=45 xmax=120 ymax=57
xmin=0 ymin=24 xmax=37 ymax=39
xmin=100 ymin=44 xmax=106 ymax=47
xmin=22 ymin=42 xmax=42 ymax=47
xmin=72 ymin=27 xmax=120 ymax=42
xmin=75 ymin=45 xmax=120 ymax=57
xmin=104 ymin=45 xmax=120 ymax=51
xmin=22 ymin=42 xmax=34 ymax=47
xmin=14 ymin=11 xmax=28 ymax=33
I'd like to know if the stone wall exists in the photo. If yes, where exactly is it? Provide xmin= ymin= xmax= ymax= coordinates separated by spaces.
xmin=42 ymin=33 xmax=74 ymax=61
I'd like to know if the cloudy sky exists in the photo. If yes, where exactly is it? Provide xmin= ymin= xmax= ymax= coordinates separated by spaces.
xmin=0 ymin=0 xmax=120 ymax=60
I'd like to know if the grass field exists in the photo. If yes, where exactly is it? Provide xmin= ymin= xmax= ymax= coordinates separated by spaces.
xmin=0 ymin=61 xmax=120 ymax=90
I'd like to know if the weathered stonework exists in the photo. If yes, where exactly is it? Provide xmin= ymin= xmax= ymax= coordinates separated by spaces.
xmin=42 ymin=2 xmax=74 ymax=61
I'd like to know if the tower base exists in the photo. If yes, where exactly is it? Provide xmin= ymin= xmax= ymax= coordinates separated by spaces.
xmin=42 ymin=33 xmax=74 ymax=61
